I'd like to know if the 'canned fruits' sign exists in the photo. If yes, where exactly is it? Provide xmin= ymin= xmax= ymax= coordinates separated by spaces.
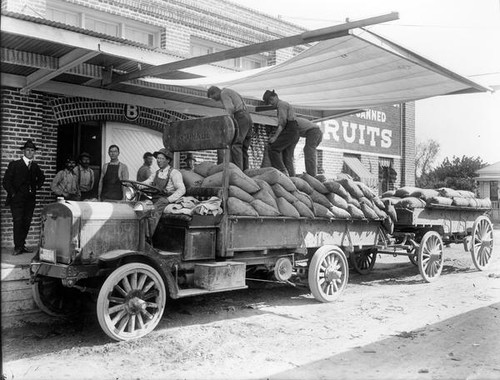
xmin=320 ymin=105 xmax=402 ymax=156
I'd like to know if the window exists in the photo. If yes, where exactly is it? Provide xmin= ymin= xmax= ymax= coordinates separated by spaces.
xmin=85 ymin=17 xmax=119 ymax=37
xmin=46 ymin=7 xmax=80 ymax=27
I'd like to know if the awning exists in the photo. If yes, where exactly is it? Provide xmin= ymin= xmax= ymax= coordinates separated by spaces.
xmin=343 ymin=156 xmax=378 ymax=187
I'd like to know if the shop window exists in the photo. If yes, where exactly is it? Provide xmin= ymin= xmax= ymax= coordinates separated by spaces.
xmin=378 ymin=157 xmax=396 ymax=193
xmin=490 ymin=181 xmax=499 ymax=201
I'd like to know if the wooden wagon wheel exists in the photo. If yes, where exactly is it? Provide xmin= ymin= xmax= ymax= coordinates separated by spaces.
xmin=470 ymin=215 xmax=494 ymax=271
xmin=308 ymin=245 xmax=349 ymax=303
xmin=350 ymin=249 xmax=377 ymax=275
xmin=417 ymin=231 xmax=444 ymax=283
xmin=97 ymin=263 xmax=166 ymax=341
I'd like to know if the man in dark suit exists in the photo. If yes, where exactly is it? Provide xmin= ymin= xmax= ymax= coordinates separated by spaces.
xmin=3 ymin=139 xmax=45 ymax=255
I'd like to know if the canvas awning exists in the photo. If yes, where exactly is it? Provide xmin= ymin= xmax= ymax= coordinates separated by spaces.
xmin=343 ymin=156 xmax=378 ymax=187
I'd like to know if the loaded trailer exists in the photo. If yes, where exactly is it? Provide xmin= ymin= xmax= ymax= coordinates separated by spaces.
xmin=30 ymin=116 xmax=384 ymax=341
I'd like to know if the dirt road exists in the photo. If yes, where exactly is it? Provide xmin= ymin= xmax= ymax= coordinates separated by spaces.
xmin=2 ymin=231 xmax=500 ymax=380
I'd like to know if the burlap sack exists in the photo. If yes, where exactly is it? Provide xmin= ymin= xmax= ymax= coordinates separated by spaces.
xmin=410 ymin=189 xmax=439 ymax=200
xmin=381 ymin=196 xmax=401 ymax=205
xmin=345 ymin=194 xmax=361 ymax=208
xmin=326 ymin=193 xmax=349 ymax=210
xmin=272 ymin=183 xmax=299 ymax=204
xmin=457 ymin=190 xmax=475 ymax=198
xmin=193 ymin=161 xmax=216 ymax=177
xmin=230 ymin=171 xmax=260 ymax=194
xmin=394 ymin=186 xmax=419 ymax=198
xmin=251 ymin=199 xmax=280 ymax=216
xmin=227 ymin=197 xmax=259 ymax=216
xmin=329 ymin=205 xmax=352 ymax=219
xmin=254 ymin=178 xmax=276 ymax=198
xmin=300 ymin=173 xmax=329 ymax=194
xmin=309 ymin=189 xmax=332 ymax=209
xmin=371 ymin=196 xmax=385 ymax=210
xmin=381 ymin=190 xmax=396 ymax=198
xmin=315 ymin=174 xmax=327 ymax=183
xmin=396 ymin=197 xmax=426 ymax=209
xmin=468 ymin=198 xmax=480 ymax=207
xmin=355 ymin=181 xmax=376 ymax=199
xmin=371 ymin=202 xmax=388 ymax=220
xmin=207 ymin=162 xmax=243 ymax=177
xmin=477 ymin=198 xmax=492 ymax=208
xmin=324 ymin=180 xmax=350 ymax=199
xmin=290 ymin=176 xmax=314 ymax=194
xmin=347 ymin=204 xmax=364 ymax=219
xmin=276 ymin=197 xmax=300 ymax=218
xmin=292 ymin=199 xmax=315 ymax=218
xmin=180 ymin=169 xmax=204 ymax=188
xmin=253 ymin=188 xmax=279 ymax=209
xmin=359 ymin=196 xmax=374 ymax=208
xmin=437 ymin=187 xmax=462 ymax=198
xmin=427 ymin=196 xmax=453 ymax=206
xmin=252 ymin=168 xmax=297 ymax=192
xmin=244 ymin=167 xmax=275 ymax=177
xmin=338 ymin=178 xmax=364 ymax=199
xmin=452 ymin=197 xmax=470 ymax=207
xmin=360 ymin=202 xmax=379 ymax=220
xmin=201 ymin=171 xmax=223 ymax=187
xmin=383 ymin=199 xmax=398 ymax=222
xmin=229 ymin=185 xmax=254 ymax=203
xmin=313 ymin=202 xmax=334 ymax=218
xmin=293 ymin=190 xmax=314 ymax=209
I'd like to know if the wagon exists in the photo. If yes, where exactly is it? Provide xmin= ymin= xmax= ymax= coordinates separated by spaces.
xmin=30 ymin=115 xmax=383 ymax=341
xmin=350 ymin=203 xmax=494 ymax=282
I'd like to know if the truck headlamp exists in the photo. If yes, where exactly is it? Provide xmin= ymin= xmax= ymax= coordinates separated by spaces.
xmin=124 ymin=186 xmax=137 ymax=201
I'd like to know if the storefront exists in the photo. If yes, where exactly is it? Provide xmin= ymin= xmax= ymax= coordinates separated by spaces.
xmin=476 ymin=161 xmax=500 ymax=223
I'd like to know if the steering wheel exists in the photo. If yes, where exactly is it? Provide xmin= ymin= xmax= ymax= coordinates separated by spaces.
xmin=121 ymin=180 xmax=163 ymax=197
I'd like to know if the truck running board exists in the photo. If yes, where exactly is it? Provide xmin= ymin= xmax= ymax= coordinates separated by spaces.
xmin=176 ymin=285 xmax=248 ymax=298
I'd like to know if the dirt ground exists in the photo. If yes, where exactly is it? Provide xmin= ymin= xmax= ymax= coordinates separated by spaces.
xmin=2 ymin=230 xmax=500 ymax=380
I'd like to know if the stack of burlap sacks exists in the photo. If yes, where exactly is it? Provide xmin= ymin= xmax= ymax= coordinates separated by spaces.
xmin=181 ymin=163 xmax=397 ymax=231
xmin=381 ymin=186 xmax=492 ymax=209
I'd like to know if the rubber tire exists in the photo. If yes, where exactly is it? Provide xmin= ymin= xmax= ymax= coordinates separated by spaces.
xmin=417 ymin=231 xmax=444 ymax=283
xmin=32 ymin=276 xmax=83 ymax=317
xmin=470 ymin=215 xmax=494 ymax=271
xmin=308 ymin=245 xmax=349 ymax=303
xmin=97 ymin=263 xmax=166 ymax=341
xmin=350 ymin=249 xmax=377 ymax=275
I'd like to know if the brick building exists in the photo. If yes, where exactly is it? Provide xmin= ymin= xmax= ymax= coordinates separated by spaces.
xmin=2 ymin=0 xmax=484 ymax=250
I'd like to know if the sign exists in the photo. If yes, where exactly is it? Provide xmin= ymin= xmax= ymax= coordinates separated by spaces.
xmin=320 ymin=105 xmax=402 ymax=157
xmin=124 ymin=104 xmax=140 ymax=121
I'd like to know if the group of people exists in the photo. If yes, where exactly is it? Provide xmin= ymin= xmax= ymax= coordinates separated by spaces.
xmin=207 ymin=86 xmax=323 ymax=177
xmin=51 ymin=152 xmax=95 ymax=201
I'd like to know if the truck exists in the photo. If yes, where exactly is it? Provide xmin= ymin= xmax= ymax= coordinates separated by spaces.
xmin=30 ymin=115 xmax=382 ymax=341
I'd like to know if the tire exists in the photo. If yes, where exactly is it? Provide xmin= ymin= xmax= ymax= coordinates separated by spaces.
xmin=97 ymin=263 xmax=166 ymax=341
xmin=308 ymin=245 xmax=349 ymax=303
xmin=350 ymin=249 xmax=377 ymax=275
xmin=470 ymin=215 xmax=494 ymax=271
xmin=417 ymin=231 xmax=444 ymax=283
xmin=32 ymin=276 xmax=83 ymax=317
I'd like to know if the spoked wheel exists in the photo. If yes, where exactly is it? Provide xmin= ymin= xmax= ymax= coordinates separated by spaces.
xmin=408 ymin=248 xmax=418 ymax=266
xmin=97 ymin=263 xmax=166 ymax=341
xmin=308 ymin=245 xmax=349 ymax=302
xmin=417 ymin=231 xmax=444 ymax=283
xmin=32 ymin=276 xmax=83 ymax=317
xmin=350 ymin=249 xmax=377 ymax=275
xmin=470 ymin=215 xmax=494 ymax=270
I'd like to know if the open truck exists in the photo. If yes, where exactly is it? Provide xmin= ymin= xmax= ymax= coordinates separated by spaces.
xmin=30 ymin=115 xmax=383 ymax=341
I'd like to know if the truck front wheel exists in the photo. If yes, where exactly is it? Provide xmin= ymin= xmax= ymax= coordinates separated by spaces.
xmin=97 ymin=263 xmax=166 ymax=341
xmin=32 ymin=276 xmax=83 ymax=317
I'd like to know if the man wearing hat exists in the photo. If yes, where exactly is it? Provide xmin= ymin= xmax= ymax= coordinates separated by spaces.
xmin=74 ymin=152 xmax=95 ymax=200
xmin=136 ymin=152 xmax=154 ymax=182
xmin=3 ymin=139 xmax=46 ymax=255
xmin=140 ymin=148 xmax=186 ymax=235
xmin=51 ymin=157 xmax=80 ymax=200
xmin=207 ymin=86 xmax=253 ymax=171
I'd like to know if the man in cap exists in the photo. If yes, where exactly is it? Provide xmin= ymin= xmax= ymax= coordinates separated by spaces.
xmin=74 ymin=152 xmax=95 ymax=200
xmin=262 ymin=89 xmax=300 ymax=177
xmin=3 ymin=139 xmax=46 ymax=255
xmin=207 ymin=86 xmax=253 ymax=171
xmin=136 ymin=151 xmax=154 ymax=182
xmin=140 ymin=148 xmax=186 ymax=235
xmin=51 ymin=157 xmax=80 ymax=200
xmin=185 ymin=153 xmax=197 ymax=171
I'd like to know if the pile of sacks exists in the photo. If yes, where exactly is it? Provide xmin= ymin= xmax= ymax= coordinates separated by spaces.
xmin=381 ymin=186 xmax=492 ymax=210
xmin=181 ymin=163 xmax=397 ymax=230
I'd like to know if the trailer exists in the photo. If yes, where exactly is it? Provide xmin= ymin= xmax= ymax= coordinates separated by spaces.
xmin=30 ymin=115 xmax=383 ymax=341
xmin=349 ymin=203 xmax=494 ymax=282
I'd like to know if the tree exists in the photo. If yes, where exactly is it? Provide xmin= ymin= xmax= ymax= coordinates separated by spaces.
xmin=415 ymin=139 xmax=440 ymax=187
xmin=424 ymin=155 xmax=487 ymax=191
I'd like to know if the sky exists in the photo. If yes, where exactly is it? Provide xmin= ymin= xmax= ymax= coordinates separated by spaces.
xmin=229 ymin=0 xmax=500 ymax=166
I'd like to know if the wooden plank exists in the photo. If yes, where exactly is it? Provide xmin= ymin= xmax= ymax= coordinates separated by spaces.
xmin=1 ymin=265 xmax=31 ymax=282
xmin=1 ymin=288 xmax=33 ymax=303
xmin=109 ymin=12 xmax=399 ymax=85
xmin=1 ymin=299 xmax=36 ymax=315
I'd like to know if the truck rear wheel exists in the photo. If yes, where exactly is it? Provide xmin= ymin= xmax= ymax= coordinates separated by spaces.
xmin=97 ymin=263 xmax=166 ymax=341
xmin=32 ymin=276 xmax=83 ymax=317
xmin=308 ymin=245 xmax=348 ymax=303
